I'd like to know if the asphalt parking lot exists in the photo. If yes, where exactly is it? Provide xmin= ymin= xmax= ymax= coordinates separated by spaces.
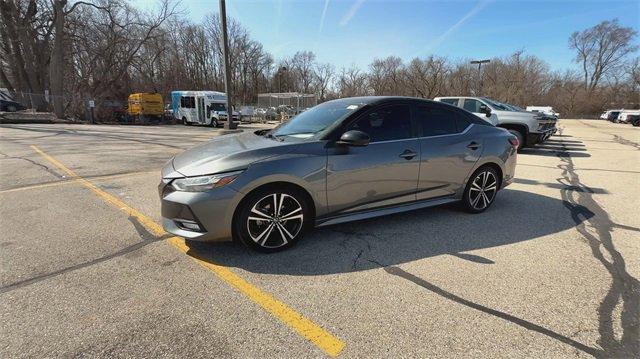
xmin=1 ymin=120 xmax=638 ymax=358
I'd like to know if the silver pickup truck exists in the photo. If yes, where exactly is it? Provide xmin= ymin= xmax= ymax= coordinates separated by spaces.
xmin=434 ymin=96 xmax=557 ymax=150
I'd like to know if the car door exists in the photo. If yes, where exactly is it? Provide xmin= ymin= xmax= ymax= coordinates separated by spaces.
xmin=326 ymin=103 xmax=420 ymax=215
xmin=413 ymin=104 xmax=482 ymax=200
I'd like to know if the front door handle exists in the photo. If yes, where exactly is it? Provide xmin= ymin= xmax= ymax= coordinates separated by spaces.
xmin=467 ymin=141 xmax=481 ymax=150
xmin=399 ymin=149 xmax=417 ymax=160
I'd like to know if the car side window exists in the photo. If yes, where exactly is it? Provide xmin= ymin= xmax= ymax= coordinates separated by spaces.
xmin=348 ymin=105 xmax=412 ymax=142
xmin=440 ymin=98 xmax=459 ymax=106
xmin=463 ymin=99 xmax=483 ymax=113
xmin=414 ymin=106 xmax=462 ymax=137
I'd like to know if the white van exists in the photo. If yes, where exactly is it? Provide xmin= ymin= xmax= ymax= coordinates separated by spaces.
xmin=526 ymin=106 xmax=560 ymax=119
xmin=617 ymin=109 xmax=640 ymax=123
xmin=170 ymin=90 xmax=240 ymax=127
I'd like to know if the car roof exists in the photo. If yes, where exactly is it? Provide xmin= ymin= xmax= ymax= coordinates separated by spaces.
xmin=326 ymin=96 xmax=442 ymax=107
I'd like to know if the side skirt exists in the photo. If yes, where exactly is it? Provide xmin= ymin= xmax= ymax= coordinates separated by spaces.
xmin=315 ymin=196 xmax=459 ymax=228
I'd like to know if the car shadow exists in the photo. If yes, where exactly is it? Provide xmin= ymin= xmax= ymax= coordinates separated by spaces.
xmin=185 ymin=189 xmax=585 ymax=276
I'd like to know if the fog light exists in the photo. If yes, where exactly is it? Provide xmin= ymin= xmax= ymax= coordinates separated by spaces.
xmin=175 ymin=219 xmax=203 ymax=232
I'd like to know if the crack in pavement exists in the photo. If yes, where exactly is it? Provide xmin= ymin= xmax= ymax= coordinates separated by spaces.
xmin=578 ymin=120 xmax=640 ymax=150
xmin=555 ymin=141 xmax=639 ymax=357
xmin=0 ymin=216 xmax=171 ymax=295
xmin=612 ymin=135 xmax=640 ymax=150
xmin=0 ymin=151 xmax=65 ymax=179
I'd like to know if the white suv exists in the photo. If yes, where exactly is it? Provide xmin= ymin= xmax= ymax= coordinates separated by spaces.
xmin=434 ymin=96 xmax=556 ymax=150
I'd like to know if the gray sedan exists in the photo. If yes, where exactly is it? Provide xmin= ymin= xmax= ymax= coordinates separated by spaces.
xmin=159 ymin=97 xmax=518 ymax=252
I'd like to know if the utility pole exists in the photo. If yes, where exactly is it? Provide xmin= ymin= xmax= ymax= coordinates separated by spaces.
xmin=219 ymin=0 xmax=236 ymax=130
xmin=470 ymin=59 xmax=490 ymax=95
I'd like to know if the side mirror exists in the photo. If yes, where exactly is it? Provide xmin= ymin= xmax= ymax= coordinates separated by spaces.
xmin=479 ymin=104 xmax=492 ymax=117
xmin=336 ymin=130 xmax=370 ymax=147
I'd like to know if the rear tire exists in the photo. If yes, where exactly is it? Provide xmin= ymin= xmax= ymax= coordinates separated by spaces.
xmin=462 ymin=166 xmax=499 ymax=214
xmin=234 ymin=186 xmax=312 ymax=253
xmin=507 ymin=129 xmax=524 ymax=151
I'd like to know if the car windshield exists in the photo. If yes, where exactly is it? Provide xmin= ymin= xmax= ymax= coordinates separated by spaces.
xmin=270 ymin=99 xmax=365 ymax=138
xmin=481 ymin=98 xmax=513 ymax=111
xmin=210 ymin=103 xmax=226 ymax=111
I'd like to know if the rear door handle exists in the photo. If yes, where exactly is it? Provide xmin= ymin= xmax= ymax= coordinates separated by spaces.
xmin=467 ymin=141 xmax=481 ymax=150
xmin=399 ymin=149 xmax=417 ymax=160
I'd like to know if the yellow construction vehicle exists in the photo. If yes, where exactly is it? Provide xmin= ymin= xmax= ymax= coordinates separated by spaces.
xmin=127 ymin=93 xmax=164 ymax=123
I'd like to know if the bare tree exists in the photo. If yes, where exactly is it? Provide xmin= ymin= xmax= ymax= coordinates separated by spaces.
xmin=338 ymin=66 xmax=369 ymax=97
xmin=313 ymin=62 xmax=334 ymax=101
xmin=570 ymin=19 xmax=638 ymax=92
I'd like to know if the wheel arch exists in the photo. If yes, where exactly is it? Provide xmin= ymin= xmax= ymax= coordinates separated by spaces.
xmin=498 ymin=123 xmax=529 ymax=137
xmin=459 ymin=159 xmax=505 ymax=198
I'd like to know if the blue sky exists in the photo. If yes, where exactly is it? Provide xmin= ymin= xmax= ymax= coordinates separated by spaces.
xmin=134 ymin=0 xmax=639 ymax=71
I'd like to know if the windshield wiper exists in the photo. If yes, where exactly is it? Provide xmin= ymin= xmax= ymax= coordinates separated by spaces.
xmin=264 ymin=132 xmax=284 ymax=141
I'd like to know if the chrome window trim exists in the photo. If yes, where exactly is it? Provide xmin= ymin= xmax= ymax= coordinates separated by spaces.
xmin=415 ymin=123 xmax=472 ymax=140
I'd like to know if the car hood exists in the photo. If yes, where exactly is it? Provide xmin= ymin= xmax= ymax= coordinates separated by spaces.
xmin=170 ymin=131 xmax=294 ymax=177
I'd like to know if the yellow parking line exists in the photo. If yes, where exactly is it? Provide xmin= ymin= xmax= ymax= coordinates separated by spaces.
xmin=30 ymin=145 xmax=345 ymax=357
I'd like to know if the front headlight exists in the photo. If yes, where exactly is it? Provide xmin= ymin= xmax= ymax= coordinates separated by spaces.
xmin=171 ymin=171 xmax=242 ymax=192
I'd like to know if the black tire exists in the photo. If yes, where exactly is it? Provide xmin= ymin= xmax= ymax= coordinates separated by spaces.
xmin=7 ymin=105 xmax=17 ymax=112
xmin=210 ymin=118 xmax=219 ymax=128
xmin=183 ymin=117 xmax=191 ymax=126
xmin=234 ymin=186 xmax=312 ymax=253
xmin=462 ymin=166 xmax=500 ymax=214
xmin=507 ymin=129 xmax=524 ymax=151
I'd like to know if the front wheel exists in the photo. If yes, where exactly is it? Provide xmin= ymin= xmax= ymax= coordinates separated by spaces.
xmin=183 ymin=117 xmax=191 ymax=126
xmin=234 ymin=187 xmax=311 ymax=253
xmin=507 ymin=130 xmax=524 ymax=151
xmin=462 ymin=167 xmax=499 ymax=213
xmin=210 ymin=118 xmax=219 ymax=127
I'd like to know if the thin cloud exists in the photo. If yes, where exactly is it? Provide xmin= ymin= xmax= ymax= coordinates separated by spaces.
xmin=418 ymin=0 xmax=493 ymax=56
xmin=319 ymin=0 xmax=331 ymax=35
xmin=340 ymin=0 xmax=366 ymax=27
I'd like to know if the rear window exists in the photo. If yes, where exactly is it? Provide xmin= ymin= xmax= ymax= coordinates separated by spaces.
xmin=414 ymin=106 xmax=459 ymax=136
xmin=439 ymin=98 xmax=459 ymax=106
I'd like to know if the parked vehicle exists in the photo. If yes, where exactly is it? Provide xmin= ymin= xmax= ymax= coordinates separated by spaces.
xmin=170 ymin=90 xmax=240 ymax=127
xmin=0 ymin=99 xmax=27 ymax=112
xmin=526 ymin=106 xmax=560 ymax=119
xmin=627 ymin=114 xmax=640 ymax=127
xmin=159 ymin=96 xmax=518 ymax=252
xmin=127 ymin=93 xmax=164 ymax=123
xmin=600 ymin=110 xmax=622 ymax=121
xmin=617 ymin=109 xmax=640 ymax=123
xmin=164 ymin=103 xmax=174 ymax=119
xmin=434 ymin=96 xmax=556 ymax=150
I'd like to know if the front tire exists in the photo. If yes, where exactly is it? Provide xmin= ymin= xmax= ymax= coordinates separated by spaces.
xmin=183 ymin=117 xmax=191 ymax=126
xmin=210 ymin=118 xmax=219 ymax=128
xmin=462 ymin=167 xmax=499 ymax=213
xmin=507 ymin=129 xmax=524 ymax=150
xmin=234 ymin=187 xmax=311 ymax=253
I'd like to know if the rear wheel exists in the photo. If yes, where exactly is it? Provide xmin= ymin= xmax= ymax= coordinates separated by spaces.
xmin=234 ymin=187 xmax=311 ymax=253
xmin=462 ymin=166 xmax=499 ymax=213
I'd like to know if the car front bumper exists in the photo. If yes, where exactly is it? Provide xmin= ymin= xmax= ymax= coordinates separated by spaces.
xmin=527 ymin=120 xmax=557 ymax=145
xmin=158 ymin=179 xmax=242 ymax=242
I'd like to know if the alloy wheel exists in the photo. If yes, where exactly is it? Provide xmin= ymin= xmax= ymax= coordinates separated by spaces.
xmin=246 ymin=193 xmax=304 ymax=249
xmin=468 ymin=170 xmax=498 ymax=211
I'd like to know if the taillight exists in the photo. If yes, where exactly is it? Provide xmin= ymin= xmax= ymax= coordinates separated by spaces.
xmin=508 ymin=137 xmax=519 ymax=148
